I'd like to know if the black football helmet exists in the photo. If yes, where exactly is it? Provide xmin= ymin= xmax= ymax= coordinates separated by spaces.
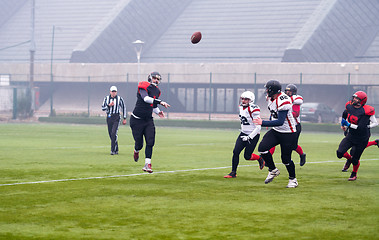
xmin=265 ymin=80 xmax=282 ymax=98
xmin=148 ymin=71 xmax=161 ymax=86
xmin=285 ymin=84 xmax=297 ymax=96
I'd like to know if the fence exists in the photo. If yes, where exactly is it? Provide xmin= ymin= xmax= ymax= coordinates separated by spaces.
xmin=2 ymin=72 xmax=379 ymax=120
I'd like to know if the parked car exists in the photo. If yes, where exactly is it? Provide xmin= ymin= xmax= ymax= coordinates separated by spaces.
xmin=301 ymin=102 xmax=339 ymax=123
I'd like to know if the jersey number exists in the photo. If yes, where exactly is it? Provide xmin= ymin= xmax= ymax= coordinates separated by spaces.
xmin=239 ymin=115 xmax=250 ymax=125
xmin=270 ymin=110 xmax=278 ymax=119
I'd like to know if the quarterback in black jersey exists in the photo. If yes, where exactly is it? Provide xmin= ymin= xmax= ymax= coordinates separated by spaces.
xmin=337 ymin=91 xmax=376 ymax=181
xmin=130 ymin=72 xmax=170 ymax=173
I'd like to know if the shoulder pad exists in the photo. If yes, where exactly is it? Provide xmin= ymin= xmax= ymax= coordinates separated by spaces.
xmin=363 ymin=105 xmax=375 ymax=116
xmin=277 ymin=93 xmax=292 ymax=109
xmin=249 ymin=104 xmax=260 ymax=112
xmin=345 ymin=101 xmax=350 ymax=109
xmin=292 ymin=95 xmax=303 ymax=105
xmin=138 ymin=81 xmax=150 ymax=90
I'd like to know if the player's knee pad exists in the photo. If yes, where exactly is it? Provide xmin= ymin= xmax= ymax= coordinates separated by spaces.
xmin=336 ymin=150 xmax=344 ymax=159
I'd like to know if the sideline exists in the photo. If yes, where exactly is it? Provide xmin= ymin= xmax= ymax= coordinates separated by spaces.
xmin=1 ymin=159 xmax=378 ymax=187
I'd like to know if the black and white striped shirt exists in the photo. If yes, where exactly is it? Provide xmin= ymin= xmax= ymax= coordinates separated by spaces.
xmin=102 ymin=95 xmax=127 ymax=119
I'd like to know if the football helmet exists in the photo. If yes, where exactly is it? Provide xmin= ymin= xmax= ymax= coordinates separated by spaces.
xmin=240 ymin=91 xmax=255 ymax=106
xmin=285 ymin=84 xmax=297 ymax=96
xmin=265 ymin=80 xmax=281 ymax=98
xmin=351 ymin=91 xmax=367 ymax=106
xmin=147 ymin=71 xmax=161 ymax=86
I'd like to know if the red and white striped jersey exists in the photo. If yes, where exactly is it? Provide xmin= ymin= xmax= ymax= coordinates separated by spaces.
xmin=290 ymin=94 xmax=303 ymax=124
xmin=239 ymin=104 xmax=261 ymax=135
xmin=267 ymin=92 xmax=297 ymax=133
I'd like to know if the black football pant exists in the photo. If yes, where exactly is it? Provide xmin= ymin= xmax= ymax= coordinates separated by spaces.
xmin=258 ymin=129 xmax=297 ymax=179
xmin=129 ymin=116 xmax=156 ymax=159
xmin=231 ymin=133 xmax=260 ymax=172
xmin=107 ymin=114 xmax=120 ymax=153
xmin=336 ymin=136 xmax=368 ymax=166
xmin=294 ymin=123 xmax=302 ymax=150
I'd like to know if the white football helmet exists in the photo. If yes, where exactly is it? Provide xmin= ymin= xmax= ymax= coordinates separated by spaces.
xmin=240 ymin=91 xmax=255 ymax=106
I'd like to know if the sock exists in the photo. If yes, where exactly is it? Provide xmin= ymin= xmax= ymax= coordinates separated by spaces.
xmin=134 ymin=149 xmax=139 ymax=153
xmin=285 ymin=161 xmax=296 ymax=179
xmin=343 ymin=152 xmax=352 ymax=160
xmin=295 ymin=145 xmax=304 ymax=155
xmin=145 ymin=158 xmax=151 ymax=164
xmin=352 ymin=160 xmax=360 ymax=173
xmin=269 ymin=147 xmax=275 ymax=155
xmin=261 ymin=152 xmax=275 ymax=170
xmin=366 ymin=141 xmax=376 ymax=147
xmin=250 ymin=153 xmax=261 ymax=161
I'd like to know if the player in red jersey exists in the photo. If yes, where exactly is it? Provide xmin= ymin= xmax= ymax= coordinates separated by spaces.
xmin=130 ymin=72 xmax=170 ymax=173
xmin=337 ymin=91 xmax=376 ymax=181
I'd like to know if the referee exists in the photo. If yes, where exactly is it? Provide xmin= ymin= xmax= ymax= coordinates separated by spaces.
xmin=102 ymin=86 xmax=127 ymax=155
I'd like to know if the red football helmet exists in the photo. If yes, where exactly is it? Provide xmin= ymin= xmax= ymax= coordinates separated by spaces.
xmin=351 ymin=91 xmax=367 ymax=106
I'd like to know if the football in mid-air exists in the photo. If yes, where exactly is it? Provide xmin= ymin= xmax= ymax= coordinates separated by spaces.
xmin=191 ymin=31 xmax=202 ymax=44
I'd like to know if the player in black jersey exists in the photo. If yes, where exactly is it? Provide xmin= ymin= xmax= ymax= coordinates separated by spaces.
xmin=337 ymin=91 xmax=376 ymax=181
xmin=130 ymin=72 xmax=170 ymax=173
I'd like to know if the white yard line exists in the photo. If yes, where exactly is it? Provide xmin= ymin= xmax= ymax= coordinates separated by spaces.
xmin=1 ymin=159 xmax=378 ymax=187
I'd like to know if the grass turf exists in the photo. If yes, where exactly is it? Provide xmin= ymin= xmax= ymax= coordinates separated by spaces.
xmin=0 ymin=123 xmax=378 ymax=240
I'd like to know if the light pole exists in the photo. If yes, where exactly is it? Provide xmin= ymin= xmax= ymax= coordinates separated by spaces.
xmin=50 ymin=25 xmax=55 ymax=116
xmin=29 ymin=0 xmax=35 ymax=89
xmin=132 ymin=40 xmax=144 ymax=81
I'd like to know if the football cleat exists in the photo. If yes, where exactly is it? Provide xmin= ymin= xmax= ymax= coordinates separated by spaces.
xmin=300 ymin=153 xmax=306 ymax=166
xmin=258 ymin=157 xmax=265 ymax=170
xmin=264 ymin=168 xmax=280 ymax=184
xmin=348 ymin=176 xmax=357 ymax=181
xmin=142 ymin=163 xmax=153 ymax=173
xmin=224 ymin=171 xmax=237 ymax=178
xmin=348 ymin=172 xmax=357 ymax=181
xmin=133 ymin=150 xmax=139 ymax=162
xmin=287 ymin=178 xmax=298 ymax=188
xmin=375 ymin=139 xmax=379 ymax=148
xmin=342 ymin=160 xmax=351 ymax=172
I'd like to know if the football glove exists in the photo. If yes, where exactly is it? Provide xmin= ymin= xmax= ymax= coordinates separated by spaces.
xmin=240 ymin=135 xmax=250 ymax=142
xmin=341 ymin=118 xmax=351 ymax=127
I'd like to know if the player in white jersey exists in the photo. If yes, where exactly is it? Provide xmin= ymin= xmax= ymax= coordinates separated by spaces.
xmin=224 ymin=91 xmax=265 ymax=178
xmin=253 ymin=80 xmax=298 ymax=188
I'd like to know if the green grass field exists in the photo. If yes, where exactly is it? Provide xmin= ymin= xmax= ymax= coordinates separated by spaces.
xmin=0 ymin=123 xmax=378 ymax=240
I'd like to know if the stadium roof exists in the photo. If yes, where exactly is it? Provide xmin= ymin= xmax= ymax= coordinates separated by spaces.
xmin=0 ymin=0 xmax=378 ymax=63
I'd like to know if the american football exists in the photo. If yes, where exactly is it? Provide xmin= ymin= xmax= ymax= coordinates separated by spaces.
xmin=191 ymin=31 xmax=202 ymax=44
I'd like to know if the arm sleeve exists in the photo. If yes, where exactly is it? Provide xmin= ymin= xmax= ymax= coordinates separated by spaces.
xmin=368 ymin=115 xmax=378 ymax=128
xmin=120 ymin=97 xmax=127 ymax=119
xmin=101 ymin=97 xmax=108 ymax=112
xmin=153 ymin=107 xmax=161 ymax=115
xmin=292 ymin=104 xmax=300 ymax=118
xmin=248 ymin=109 xmax=261 ymax=139
xmin=262 ymin=110 xmax=288 ymax=127
xmin=141 ymin=89 xmax=162 ymax=105
xmin=342 ymin=110 xmax=347 ymax=119
xmin=248 ymin=125 xmax=261 ymax=139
